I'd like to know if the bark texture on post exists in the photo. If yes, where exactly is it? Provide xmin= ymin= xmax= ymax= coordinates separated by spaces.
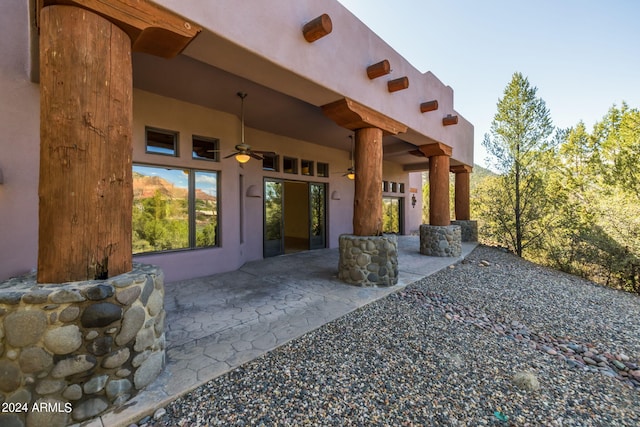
xmin=451 ymin=165 xmax=472 ymax=221
xmin=429 ymin=155 xmax=451 ymax=226
xmin=353 ymin=127 xmax=383 ymax=236
xmin=38 ymin=6 xmax=133 ymax=283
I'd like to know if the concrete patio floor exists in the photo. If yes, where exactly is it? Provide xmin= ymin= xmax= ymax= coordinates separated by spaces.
xmin=95 ymin=236 xmax=477 ymax=427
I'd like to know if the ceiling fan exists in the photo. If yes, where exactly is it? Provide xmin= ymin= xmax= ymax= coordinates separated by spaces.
xmin=224 ymin=92 xmax=276 ymax=163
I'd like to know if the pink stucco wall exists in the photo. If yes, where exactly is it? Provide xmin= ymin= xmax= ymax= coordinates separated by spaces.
xmin=0 ymin=0 xmax=40 ymax=280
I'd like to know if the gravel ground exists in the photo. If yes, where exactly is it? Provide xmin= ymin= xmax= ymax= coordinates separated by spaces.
xmin=146 ymin=245 xmax=640 ymax=426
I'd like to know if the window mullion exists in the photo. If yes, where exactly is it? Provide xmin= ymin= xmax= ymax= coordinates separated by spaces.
xmin=188 ymin=170 xmax=196 ymax=248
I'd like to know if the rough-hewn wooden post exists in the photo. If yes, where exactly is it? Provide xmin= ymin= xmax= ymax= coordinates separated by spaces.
xmin=38 ymin=6 xmax=133 ymax=282
xmin=36 ymin=1 xmax=200 ymax=283
xmin=429 ymin=155 xmax=450 ymax=226
xmin=451 ymin=164 xmax=472 ymax=221
xmin=354 ymin=128 xmax=383 ymax=235
xmin=417 ymin=143 xmax=453 ymax=226
xmin=321 ymin=98 xmax=407 ymax=236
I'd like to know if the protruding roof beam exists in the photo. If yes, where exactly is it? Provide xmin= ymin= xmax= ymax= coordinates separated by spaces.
xmin=302 ymin=14 xmax=333 ymax=42
xmin=388 ymin=77 xmax=409 ymax=93
xmin=367 ymin=60 xmax=391 ymax=79
xmin=420 ymin=100 xmax=439 ymax=113
xmin=443 ymin=114 xmax=459 ymax=126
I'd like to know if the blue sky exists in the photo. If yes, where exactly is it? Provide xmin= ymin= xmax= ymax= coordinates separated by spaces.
xmin=337 ymin=0 xmax=640 ymax=168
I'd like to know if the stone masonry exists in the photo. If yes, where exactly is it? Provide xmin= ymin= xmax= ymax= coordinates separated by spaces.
xmin=451 ymin=220 xmax=478 ymax=242
xmin=338 ymin=234 xmax=399 ymax=287
xmin=420 ymin=224 xmax=462 ymax=257
xmin=0 ymin=264 xmax=165 ymax=427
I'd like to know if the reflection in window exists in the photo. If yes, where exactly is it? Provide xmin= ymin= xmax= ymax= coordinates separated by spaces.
xmin=382 ymin=197 xmax=401 ymax=234
xmin=301 ymin=159 xmax=314 ymax=176
xmin=132 ymin=165 xmax=218 ymax=254
xmin=192 ymin=135 xmax=219 ymax=161
xmin=195 ymin=171 xmax=218 ymax=247
xmin=263 ymin=153 xmax=279 ymax=171
xmin=283 ymin=157 xmax=298 ymax=174
xmin=317 ymin=162 xmax=329 ymax=177
xmin=146 ymin=127 xmax=178 ymax=156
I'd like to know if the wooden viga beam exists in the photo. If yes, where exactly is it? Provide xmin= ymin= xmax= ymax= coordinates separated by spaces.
xmin=388 ymin=77 xmax=409 ymax=93
xmin=443 ymin=114 xmax=459 ymax=126
xmin=303 ymin=14 xmax=333 ymax=42
xmin=367 ymin=60 xmax=391 ymax=79
xmin=420 ymin=100 xmax=439 ymax=113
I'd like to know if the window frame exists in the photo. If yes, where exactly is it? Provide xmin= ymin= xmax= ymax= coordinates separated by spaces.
xmin=145 ymin=127 xmax=179 ymax=157
xmin=132 ymin=163 xmax=220 ymax=255
xmin=192 ymin=135 xmax=220 ymax=162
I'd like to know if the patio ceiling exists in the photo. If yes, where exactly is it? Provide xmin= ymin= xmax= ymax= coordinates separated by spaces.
xmin=133 ymin=52 xmax=438 ymax=170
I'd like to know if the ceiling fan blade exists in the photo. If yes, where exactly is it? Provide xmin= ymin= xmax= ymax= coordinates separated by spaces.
xmin=252 ymin=150 xmax=276 ymax=156
xmin=224 ymin=152 xmax=239 ymax=159
xmin=249 ymin=152 xmax=264 ymax=160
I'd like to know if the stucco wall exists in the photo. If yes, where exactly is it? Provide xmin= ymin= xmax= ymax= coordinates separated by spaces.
xmin=157 ymin=0 xmax=474 ymax=165
xmin=131 ymin=90 xmax=356 ymax=282
xmin=0 ymin=0 xmax=40 ymax=281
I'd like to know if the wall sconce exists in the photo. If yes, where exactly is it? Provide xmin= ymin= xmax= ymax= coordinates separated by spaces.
xmin=331 ymin=190 xmax=341 ymax=200
xmin=246 ymin=184 xmax=261 ymax=198
xmin=411 ymin=194 xmax=417 ymax=208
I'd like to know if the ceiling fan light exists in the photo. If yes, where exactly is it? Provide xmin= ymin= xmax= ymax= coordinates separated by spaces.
xmin=235 ymin=153 xmax=251 ymax=163
xmin=347 ymin=172 xmax=355 ymax=180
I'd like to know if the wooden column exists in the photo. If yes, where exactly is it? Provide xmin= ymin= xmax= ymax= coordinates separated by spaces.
xmin=37 ymin=2 xmax=200 ymax=283
xmin=321 ymin=98 xmax=407 ymax=236
xmin=417 ymin=143 xmax=452 ymax=226
xmin=39 ymin=6 xmax=132 ymax=282
xmin=354 ymin=128 xmax=383 ymax=235
xmin=451 ymin=165 xmax=472 ymax=221
xmin=429 ymin=155 xmax=451 ymax=226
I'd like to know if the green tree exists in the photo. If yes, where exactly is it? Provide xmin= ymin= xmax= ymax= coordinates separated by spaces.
xmin=482 ymin=72 xmax=556 ymax=256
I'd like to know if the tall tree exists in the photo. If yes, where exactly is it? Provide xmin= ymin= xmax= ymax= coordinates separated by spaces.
xmin=482 ymin=72 xmax=555 ymax=256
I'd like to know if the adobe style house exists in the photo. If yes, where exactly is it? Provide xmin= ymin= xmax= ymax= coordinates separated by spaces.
xmin=0 ymin=0 xmax=474 ymax=423
xmin=1 ymin=0 xmax=474 ymax=284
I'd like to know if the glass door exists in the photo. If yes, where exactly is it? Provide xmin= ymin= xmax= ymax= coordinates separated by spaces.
xmin=309 ymin=183 xmax=326 ymax=250
xmin=264 ymin=179 xmax=284 ymax=257
xmin=382 ymin=197 xmax=403 ymax=234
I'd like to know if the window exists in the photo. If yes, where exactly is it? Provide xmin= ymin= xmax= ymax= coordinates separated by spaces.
xmin=390 ymin=182 xmax=397 ymax=193
xmin=317 ymin=162 xmax=329 ymax=177
xmin=132 ymin=165 xmax=218 ymax=254
xmin=146 ymin=127 xmax=178 ymax=156
xmin=192 ymin=135 xmax=219 ymax=161
xmin=262 ymin=153 xmax=280 ymax=172
xmin=383 ymin=181 xmax=389 ymax=192
xmin=283 ymin=157 xmax=298 ymax=174
xmin=399 ymin=183 xmax=405 ymax=193
xmin=301 ymin=160 xmax=314 ymax=176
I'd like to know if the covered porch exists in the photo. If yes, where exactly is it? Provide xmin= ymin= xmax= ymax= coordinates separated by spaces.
xmin=100 ymin=236 xmax=477 ymax=426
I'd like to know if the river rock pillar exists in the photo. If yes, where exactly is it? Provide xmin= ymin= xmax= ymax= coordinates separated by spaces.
xmin=450 ymin=164 xmax=478 ymax=242
xmin=418 ymin=143 xmax=462 ymax=256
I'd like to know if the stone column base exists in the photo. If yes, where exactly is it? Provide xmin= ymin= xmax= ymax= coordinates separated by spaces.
xmin=420 ymin=224 xmax=462 ymax=257
xmin=0 ymin=264 xmax=165 ymax=425
xmin=338 ymin=234 xmax=398 ymax=287
xmin=451 ymin=220 xmax=478 ymax=242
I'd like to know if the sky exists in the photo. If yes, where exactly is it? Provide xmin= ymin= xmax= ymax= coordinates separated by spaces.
xmin=336 ymin=0 xmax=640 ymax=168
